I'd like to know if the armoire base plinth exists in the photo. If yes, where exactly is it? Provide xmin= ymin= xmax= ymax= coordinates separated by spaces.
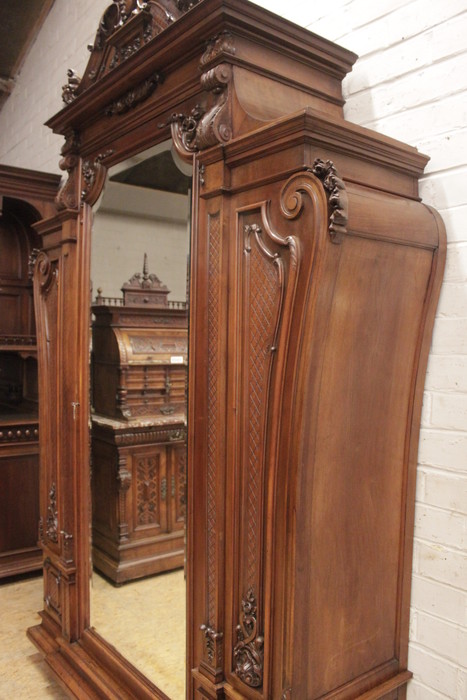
xmin=190 ymin=668 xmax=412 ymax=700
xmin=28 ymin=613 xmax=170 ymax=699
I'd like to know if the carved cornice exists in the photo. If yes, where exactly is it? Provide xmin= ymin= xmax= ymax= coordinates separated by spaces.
xmin=234 ymin=588 xmax=264 ymax=688
xmin=311 ymin=158 xmax=348 ymax=243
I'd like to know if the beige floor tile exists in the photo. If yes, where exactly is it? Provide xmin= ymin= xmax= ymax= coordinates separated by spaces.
xmin=0 ymin=570 xmax=186 ymax=699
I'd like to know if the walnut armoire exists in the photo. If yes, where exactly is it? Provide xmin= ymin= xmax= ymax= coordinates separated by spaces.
xmin=27 ymin=1 xmax=446 ymax=699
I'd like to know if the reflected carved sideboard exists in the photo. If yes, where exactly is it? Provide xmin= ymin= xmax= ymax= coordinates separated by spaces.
xmin=91 ymin=263 xmax=187 ymax=584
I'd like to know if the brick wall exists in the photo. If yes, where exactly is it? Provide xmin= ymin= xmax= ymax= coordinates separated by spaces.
xmin=0 ymin=1 xmax=465 ymax=698
xmin=0 ymin=0 xmax=109 ymax=172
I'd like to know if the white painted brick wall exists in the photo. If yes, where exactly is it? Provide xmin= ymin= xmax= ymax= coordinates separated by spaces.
xmin=0 ymin=1 xmax=465 ymax=698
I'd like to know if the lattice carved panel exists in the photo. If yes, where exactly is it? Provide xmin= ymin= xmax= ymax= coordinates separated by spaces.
xmin=135 ymin=453 xmax=162 ymax=526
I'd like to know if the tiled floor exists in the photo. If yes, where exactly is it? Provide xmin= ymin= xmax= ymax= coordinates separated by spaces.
xmin=0 ymin=569 xmax=186 ymax=699
xmin=0 ymin=574 xmax=68 ymax=699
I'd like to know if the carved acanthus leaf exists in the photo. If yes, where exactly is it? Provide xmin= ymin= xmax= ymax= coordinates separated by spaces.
xmin=311 ymin=158 xmax=348 ymax=243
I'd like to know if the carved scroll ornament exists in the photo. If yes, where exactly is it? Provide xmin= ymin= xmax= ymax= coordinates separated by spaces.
xmin=279 ymin=163 xmax=348 ymax=244
xmin=169 ymin=62 xmax=233 ymax=158
xmin=234 ymin=588 xmax=264 ymax=688
xmin=30 ymin=250 xmax=57 ymax=295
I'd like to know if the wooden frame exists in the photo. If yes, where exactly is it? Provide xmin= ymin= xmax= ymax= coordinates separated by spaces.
xmin=27 ymin=2 xmax=446 ymax=699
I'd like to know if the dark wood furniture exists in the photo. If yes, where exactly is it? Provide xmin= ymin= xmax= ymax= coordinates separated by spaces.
xmin=0 ymin=166 xmax=60 ymax=579
xmin=91 ymin=262 xmax=188 ymax=584
xmin=28 ymin=2 xmax=446 ymax=699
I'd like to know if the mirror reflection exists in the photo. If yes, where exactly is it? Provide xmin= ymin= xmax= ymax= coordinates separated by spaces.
xmin=89 ymin=141 xmax=191 ymax=699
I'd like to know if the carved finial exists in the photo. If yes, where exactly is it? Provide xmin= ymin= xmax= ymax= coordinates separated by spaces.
xmin=62 ymin=69 xmax=81 ymax=105
xmin=142 ymin=253 xmax=149 ymax=281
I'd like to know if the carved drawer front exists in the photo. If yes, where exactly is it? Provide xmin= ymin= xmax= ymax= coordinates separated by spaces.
xmin=123 ymin=364 xmax=186 ymax=417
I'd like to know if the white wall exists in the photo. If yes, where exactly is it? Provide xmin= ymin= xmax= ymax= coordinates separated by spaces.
xmin=92 ymin=182 xmax=190 ymax=301
xmin=1 ymin=1 xmax=465 ymax=698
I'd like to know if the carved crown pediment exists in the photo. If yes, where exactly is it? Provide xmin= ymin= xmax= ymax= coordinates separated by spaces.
xmin=64 ymin=0 xmax=201 ymax=100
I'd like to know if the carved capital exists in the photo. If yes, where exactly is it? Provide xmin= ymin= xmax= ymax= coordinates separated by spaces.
xmin=234 ymin=588 xmax=264 ymax=688
xmin=60 ymin=530 xmax=74 ymax=564
xmin=311 ymin=158 xmax=348 ymax=243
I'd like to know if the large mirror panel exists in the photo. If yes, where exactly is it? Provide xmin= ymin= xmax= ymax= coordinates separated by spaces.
xmin=89 ymin=141 xmax=191 ymax=699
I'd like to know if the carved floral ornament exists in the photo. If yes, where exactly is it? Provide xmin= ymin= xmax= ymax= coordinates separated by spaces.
xmin=234 ymin=588 xmax=264 ymax=688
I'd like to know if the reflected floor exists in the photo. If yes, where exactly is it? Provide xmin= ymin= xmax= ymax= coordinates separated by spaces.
xmin=0 ymin=569 xmax=185 ymax=699
xmin=91 ymin=568 xmax=186 ymax=700
xmin=0 ymin=574 xmax=67 ymax=699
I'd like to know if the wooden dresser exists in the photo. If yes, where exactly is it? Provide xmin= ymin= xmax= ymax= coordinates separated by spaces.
xmin=91 ymin=258 xmax=188 ymax=584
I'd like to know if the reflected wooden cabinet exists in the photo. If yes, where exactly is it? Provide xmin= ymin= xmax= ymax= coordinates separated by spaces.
xmin=0 ymin=166 xmax=59 ymax=579
xmin=91 ymin=263 xmax=187 ymax=584
xmin=91 ymin=420 xmax=187 ymax=584
xmin=28 ymin=2 xmax=446 ymax=699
